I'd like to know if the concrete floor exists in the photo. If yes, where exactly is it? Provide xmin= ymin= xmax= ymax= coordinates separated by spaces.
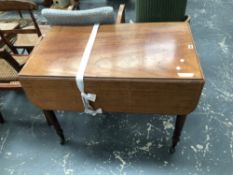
xmin=1 ymin=0 xmax=233 ymax=174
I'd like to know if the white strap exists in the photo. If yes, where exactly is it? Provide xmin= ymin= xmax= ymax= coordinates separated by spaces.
xmin=76 ymin=24 xmax=102 ymax=116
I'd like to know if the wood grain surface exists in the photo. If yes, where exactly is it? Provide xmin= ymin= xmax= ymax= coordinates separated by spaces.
xmin=86 ymin=23 xmax=203 ymax=80
xmin=20 ymin=26 xmax=92 ymax=77
xmin=19 ymin=22 xmax=205 ymax=114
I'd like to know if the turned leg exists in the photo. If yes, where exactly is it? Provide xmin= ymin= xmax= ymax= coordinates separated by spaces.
xmin=0 ymin=112 xmax=5 ymax=124
xmin=43 ymin=113 xmax=52 ymax=126
xmin=42 ymin=110 xmax=65 ymax=145
xmin=170 ymin=115 xmax=187 ymax=153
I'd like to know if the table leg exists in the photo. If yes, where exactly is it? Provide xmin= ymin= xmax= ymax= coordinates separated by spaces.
xmin=43 ymin=112 xmax=52 ymax=126
xmin=0 ymin=112 xmax=5 ymax=124
xmin=170 ymin=114 xmax=187 ymax=153
xmin=42 ymin=110 xmax=65 ymax=145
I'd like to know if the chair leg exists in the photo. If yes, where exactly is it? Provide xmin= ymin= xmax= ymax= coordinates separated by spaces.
xmin=0 ymin=112 xmax=5 ymax=124
xmin=170 ymin=115 xmax=187 ymax=153
xmin=42 ymin=110 xmax=65 ymax=145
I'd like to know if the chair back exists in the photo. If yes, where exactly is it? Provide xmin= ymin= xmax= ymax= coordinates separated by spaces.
xmin=0 ymin=0 xmax=41 ymax=53
xmin=42 ymin=7 xmax=115 ymax=26
xmin=0 ymin=0 xmax=37 ymax=11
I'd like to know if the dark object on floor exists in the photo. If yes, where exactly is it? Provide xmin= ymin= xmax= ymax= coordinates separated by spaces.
xmin=136 ymin=0 xmax=187 ymax=22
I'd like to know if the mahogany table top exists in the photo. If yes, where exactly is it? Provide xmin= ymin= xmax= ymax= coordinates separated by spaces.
xmin=20 ymin=22 xmax=204 ymax=81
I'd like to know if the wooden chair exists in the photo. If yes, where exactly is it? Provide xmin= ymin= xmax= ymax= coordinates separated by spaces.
xmin=0 ymin=0 xmax=50 ymax=54
xmin=0 ymin=48 xmax=65 ymax=143
xmin=0 ymin=48 xmax=30 ymax=89
xmin=0 ymin=48 xmax=27 ymax=123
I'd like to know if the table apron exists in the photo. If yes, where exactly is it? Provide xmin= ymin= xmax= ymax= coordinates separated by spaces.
xmin=19 ymin=77 xmax=204 ymax=115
